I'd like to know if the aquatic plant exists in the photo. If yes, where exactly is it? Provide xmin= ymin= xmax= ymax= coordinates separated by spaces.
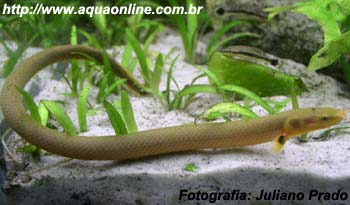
xmin=265 ymin=0 xmax=350 ymax=84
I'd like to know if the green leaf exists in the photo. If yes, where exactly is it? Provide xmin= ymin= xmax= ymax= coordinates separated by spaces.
xmin=38 ymin=101 xmax=49 ymax=126
xmin=17 ymin=144 xmax=41 ymax=160
xmin=121 ymin=90 xmax=138 ymax=133
xmin=144 ymin=24 xmax=163 ymax=51
xmin=207 ymin=33 xmax=260 ymax=58
xmin=207 ymin=20 xmax=248 ymax=53
xmin=265 ymin=0 xmax=350 ymax=44
xmin=218 ymin=84 xmax=275 ymax=114
xmin=167 ymin=0 xmax=193 ymax=63
xmin=70 ymin=62 xmax=80 ymax=95
xmin=171 ymin=85 xmax=217 ymax=110
xmin=151 ymin=54 xmax=164 ymax=92
xmin=97 ymin=71 xmax=112 ymax=103
xmin=70 ymin=25 xmax=77 ymax=45
xmin=199 ymin=102 xmax=258 ymax=120
xmin=165 ymin=55 xmax=179 ymax=105
xmin=186 ymin=0 xmax=198 ymax=62
xmin=70 ymin=25 xmax=79 ymax=95
xmin=104 ymin=101 xmax=128 ymax=135
xmin=308 ymin=31 xmax=350 ymax=71
xmin=125 ymin=29 xmax=151 ymax=83
xmin=16 ymin=87 xmax=41 ymax=123
xmin=1 ymin=32 xmax=38 ymax=77
xmin=121 ymin=42 xmax=134 ymax=69
xmin=176 ymin=85 xmax=217 ymax=98
xmin=104 ymin=79 xmax=126 ymax=96
xmin=195 ymin=66 xmax=222 ymax=86
xmin=273 ymin=98 xmax=292 ymax=113
xmin=79 ymin=30 xmax=102 ymax=48
xmin=92 ymin=2 xmax=107 ymax=36
xmin=264 ymin=5 xmax=297 ymax=20
xmin=43 ymin=101 xmax=77 ymax=135
xmin=77 ymin=85 xmax=92 ymax=132
xmin=183 ymin=163 xmax=198 ymax=172
xmin=102 ymin=50 xmax=112 ymax=73
xmin=340 ymin=55 xmax=350 ymax=85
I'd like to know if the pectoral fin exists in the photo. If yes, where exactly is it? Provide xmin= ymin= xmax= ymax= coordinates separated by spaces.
xmin=273 ymin=135 xmax=286 ymax=153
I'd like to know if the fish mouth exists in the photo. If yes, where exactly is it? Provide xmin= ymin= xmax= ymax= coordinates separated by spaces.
xmin=335 ymin=110 xmax=347 ymax=123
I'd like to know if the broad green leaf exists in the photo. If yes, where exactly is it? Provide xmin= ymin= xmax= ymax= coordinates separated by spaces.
xmin=308 ymin=31 xmax=350 ymax=71
xmin=208 ymin=52 xmax=305 ymax=97
xmin=266 ymin=0 xmax=350 ymax=43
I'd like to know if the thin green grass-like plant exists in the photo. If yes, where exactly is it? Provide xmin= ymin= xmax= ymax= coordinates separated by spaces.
xmin=104 ymin=90 xmax=139 ymax=135
xmin=206 ymin=32 xmax=259 ymax=61
xmin=205 ymin=20 xmax=259 ymax=61
xmin=42 ymin=100 xmax=78 ymax=136
xmin=167 ymin=0 xmax=199 ymax=63
xmin=1 ymin=34 xmax=38 ymax=78
xmin=170 ymin=66 xmax=289 ymax=118
xmin=77 ymin=84 xmax=92 ymax=133
xmin=165 ymin=55 xmax=180 ymax=106
xmin=16 ymin=87 xmax=42 ymax=123
xmin=104 ymin=101 xmax=128 ymax=136
xmin=70 ymin=25 xmax=80 ymax=96
xmin=16 ymin=89 xmax=46 ymax=159
xmin=218 ymin=85 xmax=275 ymax=115
xmin=120 ymin=90 xmax=138 ymax=133
xmin=125 ymin=29 xmax=151 ymax=84
xmin=121 ymin=42 xmax=138 ymax=73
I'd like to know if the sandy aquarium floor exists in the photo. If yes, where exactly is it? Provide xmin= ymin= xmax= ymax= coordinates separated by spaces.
xmin=1 ymin=31 xmax=350 ymax=204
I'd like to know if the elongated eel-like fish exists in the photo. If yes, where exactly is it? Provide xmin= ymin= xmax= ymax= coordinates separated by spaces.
xmin=0 ymin=45 xmax=346 ymax=160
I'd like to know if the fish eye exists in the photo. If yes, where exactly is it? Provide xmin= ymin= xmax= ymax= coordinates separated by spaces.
xmin=216 ymin=8 xmax=225 ymax=16
xmin=321 ymin=116 xmax=329 ymax=121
